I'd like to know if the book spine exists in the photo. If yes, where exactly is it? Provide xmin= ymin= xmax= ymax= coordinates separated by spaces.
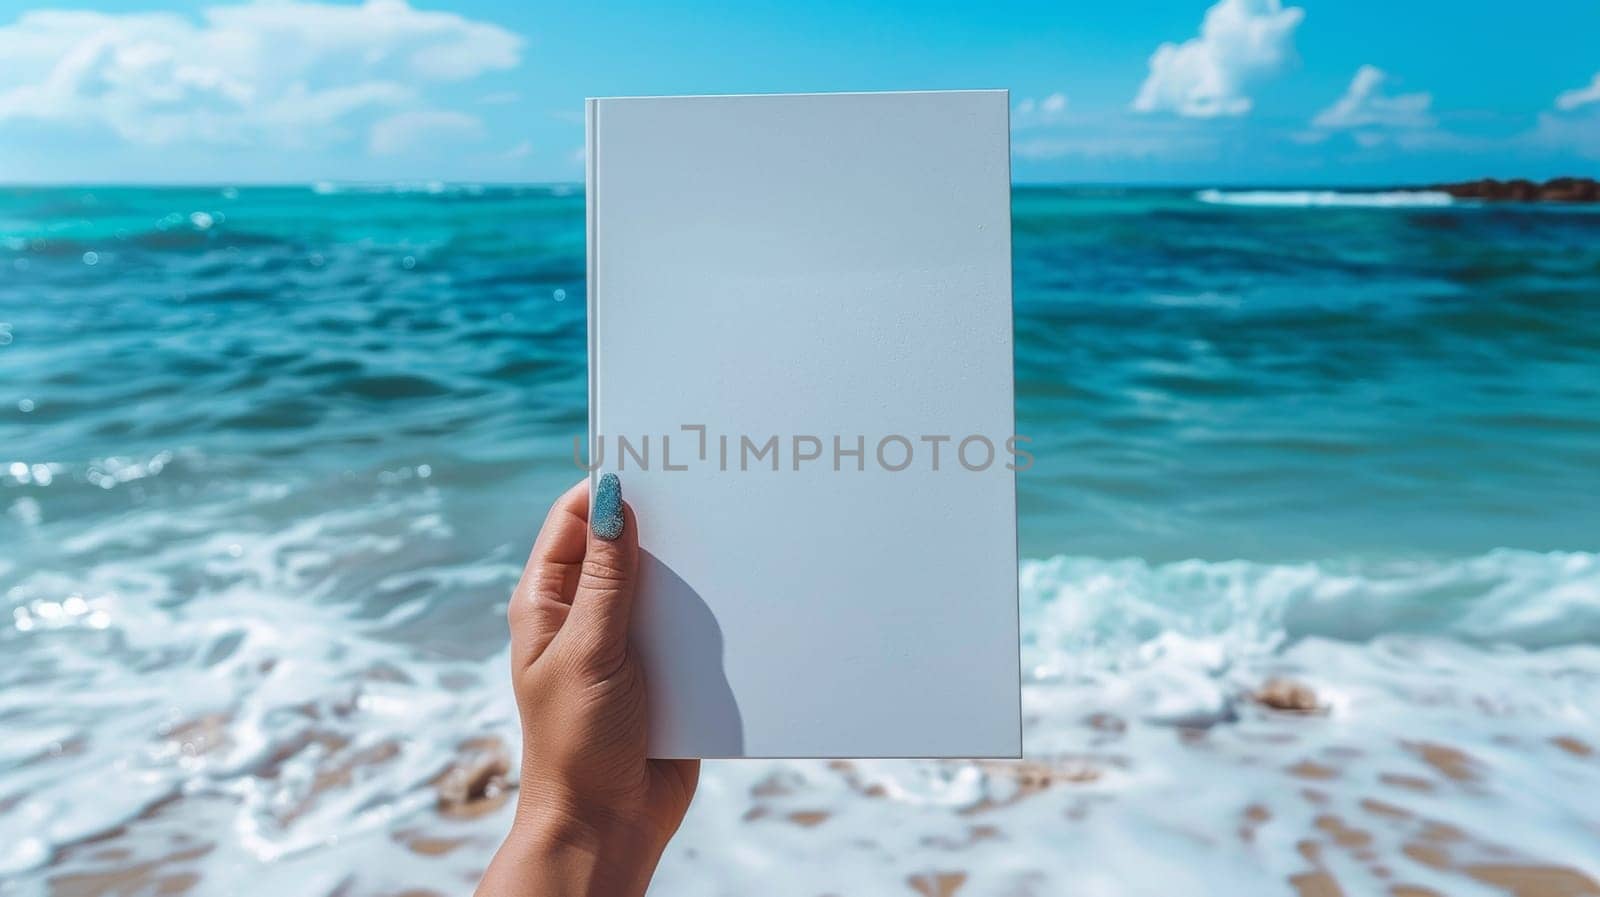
xmin=585 ymin=98 xmax=600 ymax=493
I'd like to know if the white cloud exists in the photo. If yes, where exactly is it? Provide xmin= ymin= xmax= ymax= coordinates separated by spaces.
xmin=1523 ymin=72 xmax=1600 ymax=159
xmin=1012 ymin=92 xmax=1068 ymax=127
xmin=0 ymin=0 xmax=521 ymax=150
xmin=1312 ymin=65 xmax=1433 ymax=130
xmin=1531 ymin=111 xmax=1600 ymax=159
xmin=368 ymin=108 xmax=484 ymax=155
xmin=1132 ymin=0 xmax=1304 ymax=118
xmin=1529 ymin=73 xmax=1600 ymax=158
xmin=1556 ymin=73 xmax=1600 ymax=112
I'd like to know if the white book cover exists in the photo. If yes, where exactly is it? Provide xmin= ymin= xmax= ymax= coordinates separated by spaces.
xmin=586 ymin=90 xmax=1020 ymax=759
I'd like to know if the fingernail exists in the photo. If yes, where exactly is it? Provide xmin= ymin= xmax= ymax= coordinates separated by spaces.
xmin=591 ymin=472 xmax=624 ymax=541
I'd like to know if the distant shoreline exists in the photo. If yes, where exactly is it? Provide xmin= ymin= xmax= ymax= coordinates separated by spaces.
xmin=1421 ymin=176 xmax=1599 ymax=203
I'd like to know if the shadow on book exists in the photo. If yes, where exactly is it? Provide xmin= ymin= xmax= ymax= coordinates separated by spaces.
xmin=635 ymin=550 xmax=745 ymax=757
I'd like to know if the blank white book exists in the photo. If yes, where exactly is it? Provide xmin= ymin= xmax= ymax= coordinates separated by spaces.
xmin=586 ymin=90 xmax=1020 ymax=758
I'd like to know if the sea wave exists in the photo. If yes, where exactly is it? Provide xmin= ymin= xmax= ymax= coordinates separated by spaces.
xmin=1020 ymin=550 xmax=1600 ymax=673
xmin=1019 ymin=550 xmax=1600 ymax=731
xmin=6 ymin=544 xmax=1599 ymax=893
xmin=6 ymin=540 xmax=1599 ymax=877
xmin=0 ymin=483 xmax=522 ymax=878
xmin=1196 ymin=188 xmax=1455 ymax=207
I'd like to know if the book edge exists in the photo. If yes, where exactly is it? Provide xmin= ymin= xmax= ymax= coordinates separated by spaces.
xmin=586 ymin=98 xmax=600 ymax=500
xmin=1002 ymin=88 xmax=1024 ymax=760
xmin=586 ymin=88 xmax=1009 ymax=104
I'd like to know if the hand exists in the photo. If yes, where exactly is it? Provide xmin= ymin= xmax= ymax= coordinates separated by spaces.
xmin=478 ymin=475 xmax=699 ymax=897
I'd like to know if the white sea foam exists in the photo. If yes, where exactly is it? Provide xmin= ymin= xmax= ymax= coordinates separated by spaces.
xmin=4 ymin=543 xmax=1599 ymax=894
xmin=1196 ymin=189 xmax=1456 ymax=208
xmin=0 ymin=482 xmax=522 ymax=883
xmin=649 ymin=551 xmax=1600 ymax=895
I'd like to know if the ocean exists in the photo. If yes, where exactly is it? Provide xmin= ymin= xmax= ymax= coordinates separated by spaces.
xmin=2 ymin=185 xmax=1598 ymax=895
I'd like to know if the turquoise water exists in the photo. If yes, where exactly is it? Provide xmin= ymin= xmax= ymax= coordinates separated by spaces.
xmin=6 ymin=186 xmax=1596 ymax=562
xmin=2 ymin=185 xmax=1599 ymax=894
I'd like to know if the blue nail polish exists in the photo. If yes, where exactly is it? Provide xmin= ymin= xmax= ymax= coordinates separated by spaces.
xmin=592 ymin=472 xmax=624 ymax=541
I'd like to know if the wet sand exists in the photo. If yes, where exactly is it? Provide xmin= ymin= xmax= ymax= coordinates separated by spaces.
xmin=38 ymin=676 xmax=1600 ymax=897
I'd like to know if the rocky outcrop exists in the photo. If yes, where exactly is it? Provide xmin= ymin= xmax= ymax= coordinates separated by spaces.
xmin=1426 ymin=177 xmax=1599 ymax=203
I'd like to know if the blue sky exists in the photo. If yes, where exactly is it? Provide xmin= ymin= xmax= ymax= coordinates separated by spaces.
xmin=0 ymin=0 xmax=1596 ymax=184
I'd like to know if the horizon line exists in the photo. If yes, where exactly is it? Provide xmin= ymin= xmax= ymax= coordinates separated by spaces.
xmin=1 ymin=178 xmax=1571 ymax=191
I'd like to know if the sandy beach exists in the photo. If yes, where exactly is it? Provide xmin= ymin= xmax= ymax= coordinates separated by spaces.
xmin=33 ymin=632 xmax=1600 ymax=897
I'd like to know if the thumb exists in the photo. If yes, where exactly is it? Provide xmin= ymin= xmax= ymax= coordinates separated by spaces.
xmin=568 ymin=472 xmax=639 ymax=656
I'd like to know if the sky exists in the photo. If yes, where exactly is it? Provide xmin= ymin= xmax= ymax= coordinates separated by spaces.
xmin=0 ymin=0 xmax=1596 ymax=185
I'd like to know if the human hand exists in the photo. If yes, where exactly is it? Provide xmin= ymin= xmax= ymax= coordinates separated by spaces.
xmin=478 ymin=474 xmax=699 ymax=897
